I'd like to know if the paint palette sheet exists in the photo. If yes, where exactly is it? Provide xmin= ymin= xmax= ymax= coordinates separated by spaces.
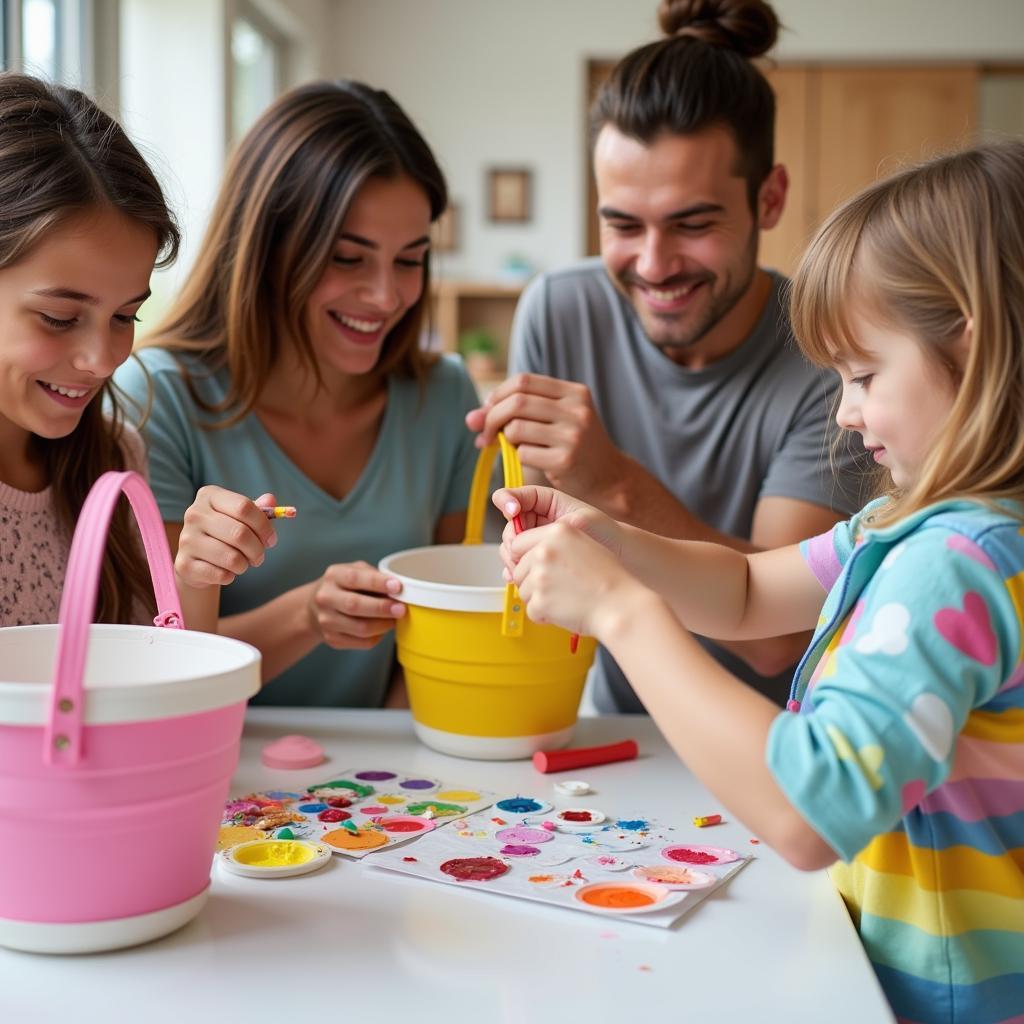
xmin=219 ymin=768 xmax=496 ymax=860
xmin=367 ymin=803 xmax=751 ymax=928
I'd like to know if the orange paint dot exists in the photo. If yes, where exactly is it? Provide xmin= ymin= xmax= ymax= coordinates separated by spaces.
xmin=322 ymin=827 xmax=388 ymax=850
xmin=580 ymin=886 xmax=656 ymax=910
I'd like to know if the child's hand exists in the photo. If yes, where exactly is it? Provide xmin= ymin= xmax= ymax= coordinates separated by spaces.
xmin=176 ymin=486 xmax=279 ymax=588
xmin=492 ymin=484 xmax=622 ymax=578
xmin=507 ymin=519 xmax=640 ymax=639
xmin=306 ymin=562 xmax=405 ymax=650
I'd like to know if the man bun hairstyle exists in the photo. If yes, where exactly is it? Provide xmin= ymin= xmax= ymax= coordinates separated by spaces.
xmin=591 ymin=0 xmax=781 ymax=207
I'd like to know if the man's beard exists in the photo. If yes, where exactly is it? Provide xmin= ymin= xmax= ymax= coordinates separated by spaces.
xmin=619 ymin=231 xmax=759 ymax=353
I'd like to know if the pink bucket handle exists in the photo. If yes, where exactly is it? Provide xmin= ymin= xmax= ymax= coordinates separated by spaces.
xmin=45 ymin=470 xmax=185 ymax=768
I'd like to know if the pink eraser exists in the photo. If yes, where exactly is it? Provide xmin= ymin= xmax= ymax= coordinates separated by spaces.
xmin=532 ymin=739 xmax=638 ymax=774
xmin=261 ymin=734 xmax=325 ymax=770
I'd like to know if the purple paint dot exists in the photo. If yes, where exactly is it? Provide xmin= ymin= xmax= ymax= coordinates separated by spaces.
xmin=495 ymin=826 xmax=554 ymax=845
xmin=298 ymin=803 xmax=328 ymax=813
xmin=355 ymin=771 xmax=397 ymax=781
xmin=400 ymin=778 xmax=435 ymax=790
xmin=500 ymin=844 xmax=541 ymax=857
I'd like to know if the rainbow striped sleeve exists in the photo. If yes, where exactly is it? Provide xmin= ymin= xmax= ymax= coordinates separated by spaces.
xmin=770 ymin=521 xmax=1024 ymax=1022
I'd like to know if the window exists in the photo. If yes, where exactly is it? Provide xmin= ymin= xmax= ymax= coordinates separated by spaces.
xmin=230 ymin=5 xmax=284 ymax=144
xmin=4 ymin=0 xmax=95 ymax=90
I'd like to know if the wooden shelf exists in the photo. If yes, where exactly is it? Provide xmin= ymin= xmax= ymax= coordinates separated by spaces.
xmin=429 ymin=280 xmax=523 ymax=356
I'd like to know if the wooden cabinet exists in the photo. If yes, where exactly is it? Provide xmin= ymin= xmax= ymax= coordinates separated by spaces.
xmin=760 ymin=63 xmax=980 ymax=275
xmin=428 ymin=280 xmax=524 ymax=390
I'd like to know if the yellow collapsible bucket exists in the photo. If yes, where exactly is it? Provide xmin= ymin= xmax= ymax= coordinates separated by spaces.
xmin=379 ymin=434 xmax=596 ymax=759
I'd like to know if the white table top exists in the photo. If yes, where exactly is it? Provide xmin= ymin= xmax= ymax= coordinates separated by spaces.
xmin=3 ymin=708 xmax=893 ymax=1023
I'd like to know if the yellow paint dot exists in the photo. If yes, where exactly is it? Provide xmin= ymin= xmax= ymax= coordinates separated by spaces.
xmin=378 ymin=794 xmax=406 ymax=805
xmin=435 ymin=790 xmax=480 ymax=802
xmin=234 ymin=841 xmax=314 ymax=867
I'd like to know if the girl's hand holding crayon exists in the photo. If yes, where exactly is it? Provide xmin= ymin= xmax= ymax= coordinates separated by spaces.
xmin=175 ymin=486 xmax=280 ymax=588
xmin=493 ymin=485 xmax=624 ymax=567
xmin=493 ymin=485 xmax=639 ymax=638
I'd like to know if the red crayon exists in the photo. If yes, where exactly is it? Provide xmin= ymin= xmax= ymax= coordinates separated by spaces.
xmin=512 ymin=513 xmax=580 ymax=654
xmin=532 ymin=738 xmax=639 ymax=774
xmin=693 ymin=814 xmax=723 ymax=828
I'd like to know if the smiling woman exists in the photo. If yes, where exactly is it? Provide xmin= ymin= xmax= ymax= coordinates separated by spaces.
xmin=114 ymin=80 xmax=480 ymax=709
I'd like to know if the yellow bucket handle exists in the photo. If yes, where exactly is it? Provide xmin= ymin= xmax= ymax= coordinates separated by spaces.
xmin=462 ymin=432 xmax=525 ymax=638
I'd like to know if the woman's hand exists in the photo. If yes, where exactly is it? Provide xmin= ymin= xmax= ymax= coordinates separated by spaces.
xmin=492 ymin=484 xmax=623 ymax=577
xmin=306 ymin=562 xmax=405 ymax=650
xmin=176 ymin=486 xmax=279 ymax=588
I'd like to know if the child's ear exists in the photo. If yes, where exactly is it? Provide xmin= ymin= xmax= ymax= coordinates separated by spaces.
xmin=950 ymin=316 xmax=973 ymax=369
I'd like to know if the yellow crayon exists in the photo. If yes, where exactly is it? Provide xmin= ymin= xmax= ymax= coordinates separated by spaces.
xmin=259 ymin=506 xmax=297 ymax=519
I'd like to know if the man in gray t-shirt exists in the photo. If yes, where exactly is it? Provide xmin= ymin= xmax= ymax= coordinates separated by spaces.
xmin=466 ymin=18 xmax=866 ymax=711
xmin=502 ymin=259 xmax=861 ymax=710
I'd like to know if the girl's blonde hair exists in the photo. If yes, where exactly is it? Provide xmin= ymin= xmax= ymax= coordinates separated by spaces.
xmin=790 ymin=141 xmax=1024 ymax=527
xmin=146 ymin=80 xmax=445 ymax=423
xmin=0 ymin=73 xmax=179 ymax=624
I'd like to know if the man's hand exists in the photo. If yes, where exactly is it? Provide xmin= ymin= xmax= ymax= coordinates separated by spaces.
xmin=465 ymin=372 xmax=627 ymax=503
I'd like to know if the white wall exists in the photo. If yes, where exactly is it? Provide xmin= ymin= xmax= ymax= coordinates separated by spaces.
xmin=332 ymin=0 xmax=1024 ymax=281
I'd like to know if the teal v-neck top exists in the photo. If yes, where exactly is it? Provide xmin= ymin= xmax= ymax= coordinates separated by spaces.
xmin=115 ymin=347 xmax=479 ymax=707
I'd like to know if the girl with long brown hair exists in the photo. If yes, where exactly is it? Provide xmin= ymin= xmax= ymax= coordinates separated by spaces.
xmin=116 ymin=80 xmax=478 ymax=707
xmin=0 ymin=72 xmax=180 ymax=627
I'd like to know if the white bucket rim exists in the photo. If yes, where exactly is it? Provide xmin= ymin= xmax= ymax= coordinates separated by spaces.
xmin=379 ymin=544 xmax=505 ymax=612
xmin=0 ymin=624 xmax=260 ymax=727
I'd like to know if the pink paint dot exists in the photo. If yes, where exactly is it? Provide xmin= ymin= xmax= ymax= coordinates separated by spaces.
xmin=901 ymin=779 xmax=927 ymax=814
xmin=360 ymin=806 xmax=388 ymax=815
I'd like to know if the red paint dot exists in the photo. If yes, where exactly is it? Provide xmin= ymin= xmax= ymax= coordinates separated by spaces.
xmin=749 ymin=838 xmax=760 ymax=845
xmin=665 ymin=848 xmax=717 ymax=864
xmin=440 ymin=857 xmax=509 ymax=882
xmin=318 ymin=808 xmax=351 ymax=822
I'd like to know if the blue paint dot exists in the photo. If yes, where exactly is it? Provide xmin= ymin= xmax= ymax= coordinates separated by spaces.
xmin=496 ymin=797 xmax=542 ymax=813
xmin=264 ymin=791 xmax=302 ymax=800
xmin=615 ymin=819 xmax=649 ymax=831
xmin=298 ymin=803 xmax=328 ymax=813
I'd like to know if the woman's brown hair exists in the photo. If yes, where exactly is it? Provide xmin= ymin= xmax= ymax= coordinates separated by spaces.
xmin=147 ymin=79 xmax=447 ymax=423
xmin=0 ymin=73 xmax=179 ymax=623
xmin=791 ymin=141 xmax=1024 ymax=526
xmin=590 ymin=0 xmax=780 ymax=209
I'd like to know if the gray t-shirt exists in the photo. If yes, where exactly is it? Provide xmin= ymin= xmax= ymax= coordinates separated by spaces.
xmin=508 ymin=258 xmax=865 ymax=711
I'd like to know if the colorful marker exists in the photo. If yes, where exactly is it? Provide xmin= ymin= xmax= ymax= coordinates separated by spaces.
xmin=693 ymin=814 xmax=723 ymax=828
xmin=259 ymin=506 xmax=297 ymax=519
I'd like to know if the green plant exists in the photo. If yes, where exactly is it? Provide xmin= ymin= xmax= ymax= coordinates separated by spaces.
xmin=458 ymin=328 xmax=497 ymax=356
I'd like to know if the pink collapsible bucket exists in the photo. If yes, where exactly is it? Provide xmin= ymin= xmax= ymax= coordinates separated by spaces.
xmin=0 ymin=471 xmax=260 ymax=954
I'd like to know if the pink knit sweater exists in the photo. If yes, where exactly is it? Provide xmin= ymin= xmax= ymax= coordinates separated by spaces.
xmin=0 ymin=427 xmax=147 ymax=627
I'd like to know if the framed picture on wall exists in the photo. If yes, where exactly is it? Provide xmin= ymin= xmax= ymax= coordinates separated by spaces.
xmin=487 ymin=167 xmax=532 ymax=223
xmin=432 ymin=202 xmax=459 ymax=253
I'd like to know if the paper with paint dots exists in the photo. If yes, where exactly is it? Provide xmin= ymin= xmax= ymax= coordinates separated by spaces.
xmin=367 ymin=803 xmax=751 ymax=928
xmin=219 ymin=768 xmax=496 ymax=860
